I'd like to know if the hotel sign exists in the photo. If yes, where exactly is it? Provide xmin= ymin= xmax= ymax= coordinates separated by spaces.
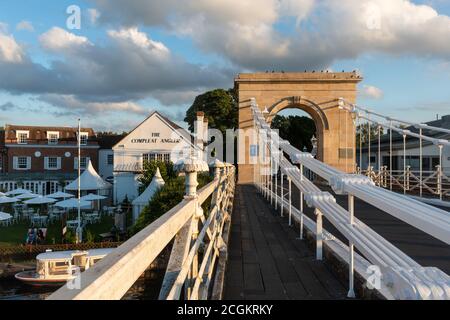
xmin=131 ymin=133 xmax=181 ymax=144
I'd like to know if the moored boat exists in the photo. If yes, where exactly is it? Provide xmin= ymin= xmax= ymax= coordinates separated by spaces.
xmin=15 ymin=248 xmax=113 ymax=286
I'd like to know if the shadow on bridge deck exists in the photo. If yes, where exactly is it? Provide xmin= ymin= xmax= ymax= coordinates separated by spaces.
xmin=224 ymin=185 xmax=347 ymax=300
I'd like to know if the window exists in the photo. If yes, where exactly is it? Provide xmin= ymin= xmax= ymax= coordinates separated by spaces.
xmin=16 ymin=130 xmax=29 ymax=144
xmin=74 ymin=157 xmax=89 ymax=170
xmin=107 ymin=154 xmax=114 ymax=165
xmin=143 ymin=152 xmax=170 ymax=164
xmin=79 ymin=132 xmax=88 ymax=145
xmin=47 ymin=131 xmax=59 ymax=145
xmin=18 ymin=157 xmax=28 ymax=169
xmin=48 ymin=157 xmax=58 ymax=169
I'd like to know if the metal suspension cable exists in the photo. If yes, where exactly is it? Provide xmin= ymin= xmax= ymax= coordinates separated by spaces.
xmin=341 ymin=100 xmax=450 ymax=135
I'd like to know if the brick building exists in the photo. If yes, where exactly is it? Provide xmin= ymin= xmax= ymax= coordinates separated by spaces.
xmin=0 ymin=124 xmax=99 ymax=195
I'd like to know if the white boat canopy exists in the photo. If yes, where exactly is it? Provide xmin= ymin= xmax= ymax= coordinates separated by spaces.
xmin=5 ymin=188 xmax=32 ymax=196
xmin=132 ymin=167 xmax=165 ymax=222
xmin=24 ymin=196 xmax=57 ymax=205
xmin=0 ymin=212 xmax=12 ymax=221
xmin=47 ymin=191 xmax=75 ymax=199
xmin=65 ymin=160 xmax=112 ymax=191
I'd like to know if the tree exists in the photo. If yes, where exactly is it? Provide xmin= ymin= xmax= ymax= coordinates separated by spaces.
xmin=356 ymin=123 xmax=384 ymax=145
xmin=271 ymin=115 xmax=316 ymax=152
xmin=184 ymin=89 xmax=238 ymax=135
xmin=138 ymin=160 xmax=176 ymax=191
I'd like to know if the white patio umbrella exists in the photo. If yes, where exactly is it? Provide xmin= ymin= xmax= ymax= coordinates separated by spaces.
xmin=24 ymin=196 xmax=57 ymax=205
xmin=80 ymin=193 xmax=107 ymax=201
xmin=0 ymin=192 xmax=5 ymax=197
xmin=0 ymin=212 xmax=12 ymax=221
xmin=55 ymin=198 xmax=92 ymax=209
xmin=0 ymin=196 xmax=20 ymax=204
xmin=46 ymin=191 xmax=75 ymax=199
xmin=5 ymin=188 xmax=32 ymax=196
xmin=16 ymin=193 xmax=40 ymax=200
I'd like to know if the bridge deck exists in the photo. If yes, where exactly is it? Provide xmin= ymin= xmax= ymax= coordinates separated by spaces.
xmin=224 ymin=185 xmax=347 ymax=300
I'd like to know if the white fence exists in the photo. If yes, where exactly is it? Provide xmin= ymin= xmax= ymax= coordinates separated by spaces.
xmin=48 ymin=161 xmax=235 ymax=300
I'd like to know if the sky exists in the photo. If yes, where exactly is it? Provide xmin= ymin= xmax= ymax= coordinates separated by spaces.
xmin=0 ymin=0 xmax=450 ymax=132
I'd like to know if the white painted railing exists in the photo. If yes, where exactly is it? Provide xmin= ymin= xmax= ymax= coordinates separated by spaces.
xmin=48 ymin=161 xmax=235 ymax=300
xmin=251 ymin=98 xmax=450 ymax=300
xmin=359 ymin=167 xmax=450 ymax=201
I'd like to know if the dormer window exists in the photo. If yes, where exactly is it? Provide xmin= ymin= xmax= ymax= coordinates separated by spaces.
xmin=79 ymin=132 xmax=88 ymax=146
xmin=47 ymin=131 xmax=59 ymax=145
xmin=16 ymin=130 xmax=29 ymax=144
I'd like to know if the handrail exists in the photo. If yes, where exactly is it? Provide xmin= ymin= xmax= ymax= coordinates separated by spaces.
xmin=251 ymin=100 xmax=450 ymax=299
xmin=48 ymin=163 xmax=235 ymax=300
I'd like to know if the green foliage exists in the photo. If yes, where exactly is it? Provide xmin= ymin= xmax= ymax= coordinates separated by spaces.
xmin=64 ymin=230 xmax=77 ymax=244
xmin=356 ymin=123 xmax=384 ymax=146
xmin=131 ymin=173 xmax=213 ymax=235
xmin=85 ymin=230 xmax=95 ymax=243
xmin=271 ymin=115 xmax=316 ymax=152
xmin=138 ymin=160 xmax=176 ymax=190
xmin=184 ymin=88 xmax=238 ymax=135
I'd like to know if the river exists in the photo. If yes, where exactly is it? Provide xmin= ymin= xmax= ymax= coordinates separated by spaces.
xmin=0 ymin=268 xmax=165 ymax=300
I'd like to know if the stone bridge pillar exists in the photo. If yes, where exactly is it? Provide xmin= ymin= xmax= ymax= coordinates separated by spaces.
xmin=235 ymin=72 xmax=362 ymax=184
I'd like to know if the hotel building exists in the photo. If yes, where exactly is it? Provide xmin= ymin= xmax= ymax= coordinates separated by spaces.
xmin=112 ymin=111 xmax=207 ymax=204
xmin=0 ymin=124 xmax=99 ymax=194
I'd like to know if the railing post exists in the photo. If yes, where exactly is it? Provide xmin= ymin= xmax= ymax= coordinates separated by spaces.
xmin=288 ymin=177 xmax=292 ymax=226
xmin=299 ymin=164 xmax=304 ymax=239
xmin=347 ymin=194 xmax=356 ymax=298
xmin=175 ymin=157 xmax=208 ymax=299
xmin=406 ymin=165 xmax=411 ymax=192
xmin=437 ymin=164 xmax=442 ymax=200
xmin=275 ymin=166 xmax=278 ymax=208
xmin=315 ymin=209 xmax=323 ymax=260
xmin=280 ymin=173 xmax=284 ymax=217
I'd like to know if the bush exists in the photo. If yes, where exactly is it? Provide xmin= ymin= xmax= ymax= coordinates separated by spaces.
xmin=138 ymin=160 xmax=176 ymax=191
xmin=131 ymin=173 xmax=213 ymax=235
xmin=85 ymin=230 xmax=95 ymax=243
xmin=64 ymin=230 xmax=77 ymax=244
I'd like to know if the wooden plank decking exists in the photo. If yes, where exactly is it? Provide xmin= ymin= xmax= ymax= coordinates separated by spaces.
xmin=224 ymin=185 xmax=347 ymax=300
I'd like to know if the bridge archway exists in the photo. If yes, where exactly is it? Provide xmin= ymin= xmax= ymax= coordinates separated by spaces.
xmin=266 ymin=97 xmax=326 ymax=161
xmin=235 ymin=72 xmax=362 ymax=184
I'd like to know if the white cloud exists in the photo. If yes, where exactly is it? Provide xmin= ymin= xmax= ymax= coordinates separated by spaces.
xmin=40 ymin=94 xmax=149 ymax=116
xmin=87 ymin=8 xmax=100 ymax=25
xmin=0 ymin=31 xmax=24 ymax=63
xmin=90 ymin=0 xmax=450 ymax=70
xmin=0 ymin=22 xmax=8 ymax=33
xmin=39 ymin=27 xmax=91 ymax=52
xmin=360 ymin=85 xmax=384 ymax=100
xmin=108 ymin=27 xmax=170 ymax=60
xmin=16 ymin=21 xmax=34 ymax=32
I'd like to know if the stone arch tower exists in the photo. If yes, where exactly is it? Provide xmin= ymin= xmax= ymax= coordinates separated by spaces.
xmin=235 ymin=72 xmax=362 ymax=184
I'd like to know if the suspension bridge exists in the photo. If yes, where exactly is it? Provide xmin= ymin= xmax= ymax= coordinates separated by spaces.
xmin=47 ymin=72 xmax=449 ymax=300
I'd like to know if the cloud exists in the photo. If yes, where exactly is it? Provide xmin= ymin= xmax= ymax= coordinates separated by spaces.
xmin=90 ymin=0 xmax=450 ymax=70
xmin=39 ymin=94 xmax=150 ymax=116
xmin=0 ymin=102 xmax=17 ymax=111
xmin=87 ymin=8 xmax=100 ymax=25
xmin=0 ymin=26 xmax=233 ymax=112
xmin=0 ymin=22 xmax=8 ymax=33
xmin=0 ymin=31 xmax=24 ymax=63
xmin=39 ymin=27 xmax=91 ymax=52
xmin=359 ymin=85 xmax=384 ymax=100
xmin=16 ymin=21 xmax=34 ymax=32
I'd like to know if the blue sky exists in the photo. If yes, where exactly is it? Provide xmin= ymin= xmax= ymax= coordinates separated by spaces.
xmin=1 ymin=0 xmax=450 ymax=132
